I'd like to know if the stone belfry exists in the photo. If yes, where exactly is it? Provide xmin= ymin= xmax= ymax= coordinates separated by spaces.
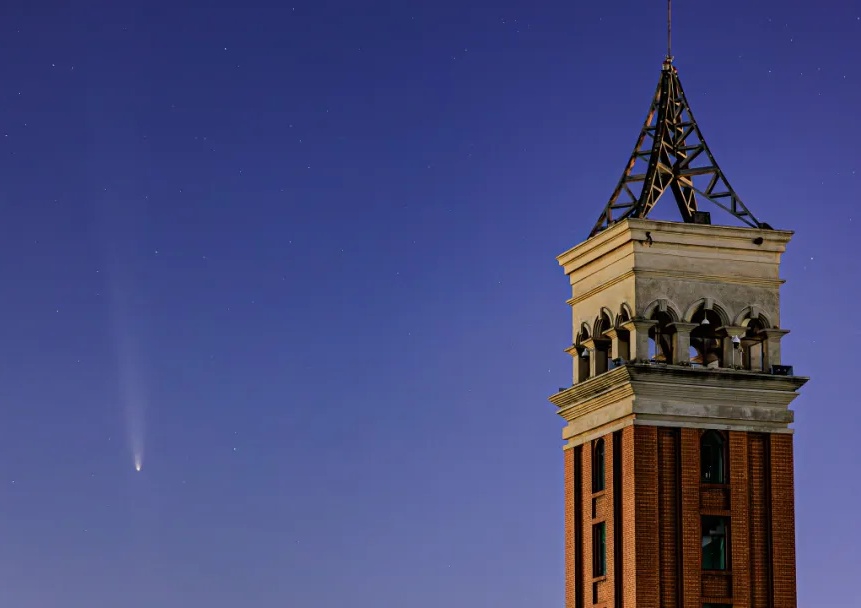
xmin=548 ymin=11 xmax=807 ymax=608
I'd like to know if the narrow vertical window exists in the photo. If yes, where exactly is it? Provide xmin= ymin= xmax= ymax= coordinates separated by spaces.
xmin=592 ymin=522 xmax=607 ymax=577
xmin=592 ymin=438 xmax=605 ymax=492
xmin=700 ymin=430 xmax=726 ymax=483
xmin=701 ymin=516 xmax=729 ymax=570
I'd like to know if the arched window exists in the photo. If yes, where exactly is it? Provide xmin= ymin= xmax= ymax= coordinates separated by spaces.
xmin=615 ymin=306 xmax=632 ymax=361
xmin=701 ymin=431 xmax=726 ymax=483
xmin=593 ymin=313 xmax=613 ymax=374
xmin=577 ymin=326 xmax=591 ymax=382
xmin=743 ymin=317 xmax=767 ymax=371
xmin=648 ymin=311 xmax=675 ymax=363
xmin=592 ymin=438 xmax=605 ymax=492
xmin=690 ymin=308 xmax=724 ymax=368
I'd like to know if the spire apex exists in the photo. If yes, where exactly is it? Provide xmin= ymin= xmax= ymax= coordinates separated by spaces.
xmin=588 ymin=63 xmax=769 ymax=238
xmin=667 ymin=0 xmax=673 ymax=62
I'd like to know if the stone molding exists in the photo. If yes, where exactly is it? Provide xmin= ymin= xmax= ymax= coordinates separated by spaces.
xmin=549 ymin=364 xmax=807 ymax=448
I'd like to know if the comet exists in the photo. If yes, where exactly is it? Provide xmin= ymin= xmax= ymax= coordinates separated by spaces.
xmin=125 ymin=380 xmax=146 ymax=474
xmin=96 ymin=189 xmax=151 ymax=479
xmin=106 ymin=266 xmax=148 ymax=478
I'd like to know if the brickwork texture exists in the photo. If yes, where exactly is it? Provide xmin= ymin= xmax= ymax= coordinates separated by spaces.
xmin=562 ymin=426 xmax=798 ymax=607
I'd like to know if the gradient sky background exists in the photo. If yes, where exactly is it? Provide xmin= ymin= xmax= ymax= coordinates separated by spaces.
xmin=0 ymin=1 xmax=858 ymax=606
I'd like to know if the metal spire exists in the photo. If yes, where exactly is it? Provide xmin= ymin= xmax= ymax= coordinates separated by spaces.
xmin=587 ymin=5 xmax=770 ymax=238
xmin=667 ymin=0 xmax=673 ymax=61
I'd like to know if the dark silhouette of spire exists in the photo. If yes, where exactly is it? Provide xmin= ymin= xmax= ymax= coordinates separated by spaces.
xmin=589 ymin=2 xmax=770 ymax=237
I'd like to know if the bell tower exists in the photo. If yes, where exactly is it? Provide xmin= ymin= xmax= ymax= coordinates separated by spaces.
xmin=549 ymin=8 xmax=807 ymax=608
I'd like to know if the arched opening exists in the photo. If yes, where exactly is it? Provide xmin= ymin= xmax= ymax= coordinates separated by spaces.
xmin=615 ymin=306 xmax=632 ymax=362
xmin=700 ymin=430 xmax=727 ymax=484
xmin=743 ymin=316 xmax=767 ymax=371
xmin=577 ymin=326 xmax=591 ymax=382
xmin=594 ymin=313 xmax=613 ymax=374
xmin=690 ymin=307 xmax=724 ymax=368
xmin=592 ymin=438 xmax=605 ymax=492
xmin=648 ymin=311 xmax=675 ymax=363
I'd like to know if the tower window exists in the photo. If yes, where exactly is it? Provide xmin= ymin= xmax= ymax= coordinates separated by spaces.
xmin=701 ymin=431 xmax=727 ymax=484
xmin=648 ymin=311 xmax=674 ymax=363
xmin=690 ymin=308 xmax=724 ymax=367
xmin=744 ymin=316 xmax=767 ymax=371
xmin=594 ymin=313 xmax=613 ymax=374
xmin=701 ymin=516 xmax=729 ymax=571
xmin=592 ymin=438 xmax=605 ymax=492
xmin=592 ymin=522 xmax=606 ymax=577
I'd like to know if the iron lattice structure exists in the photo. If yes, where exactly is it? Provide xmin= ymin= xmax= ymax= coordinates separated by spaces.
xmin=589 ymin=60 xmax=769 ymax=237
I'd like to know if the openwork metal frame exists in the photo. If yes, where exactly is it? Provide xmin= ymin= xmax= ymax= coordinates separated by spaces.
xmin=589 ymin=60 xmax=768 ymax=237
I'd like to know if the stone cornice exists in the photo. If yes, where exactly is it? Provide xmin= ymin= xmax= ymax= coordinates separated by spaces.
xmin=549 ymin=363 xmax=808 ymax=445
xmin=549 ymin=364 xmax=806 ymax=406
xmin=626 ymin=364 xmax=808 ymax=392
xmin=565 ymin=269 xmax=635 ymax=307
xmin=549 ymin=366 xmax=633 ymax=408
xmin=558 ymin=383 xmax=636 ymax=422
xmin=557 ymin=218 xmax=793 ymax=273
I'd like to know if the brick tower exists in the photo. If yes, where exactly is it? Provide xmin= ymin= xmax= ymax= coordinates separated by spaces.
xmin=549 ymin=54 xmax=807 ymax=607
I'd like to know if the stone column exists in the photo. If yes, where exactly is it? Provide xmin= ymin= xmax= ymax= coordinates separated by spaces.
xmin=668 ymin=322 xmax=698 ymax=365
xmin=719 ymin=326 xmax=748 ymax=369
xmin=759 ymin=328 xmax=790 ymax=369
xmin=580 ymin=338 xmax=597 ymax=378
xmin=741 ymin=337 xmax=764 ymax=371
xmin=566 ymin=344 xmax=590 ymax=384
xmin=582 ymin=337 xmax=611 ymax=376
xmin=604 ymin=327 xmax=630 ymax=361
xmin=621 ymin=319 xmax=657 ymax=362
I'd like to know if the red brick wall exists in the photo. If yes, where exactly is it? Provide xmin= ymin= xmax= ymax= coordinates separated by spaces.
xmin=580 ymin=432 xmax=616 ymax=607
xmin=633 ymin=425 xmax=660 ymax=608
xmin=748 ymin=433 xmax=771 ymax=607
xmin=565 ymin=448 xmax=575 ymax=608
xmin=728 ymin=431 xmax=751 ymax=605
xmin=657 ymin=428 xmax=680 ymax=608
xmin=770 ymin=434 xmax=798 ymax=608
xmin=561 ymin=426 xmax=797 ymax=607
xmin=561 ymin=431 xmax=622 ymax=608
xmin=620 ymin=426 xmax=637 ymax=608
xmin=580 ymin=439 xmax=593 ymax=606
xmin=679 ymin=428 xmax=702 ymax=608
xmin=601 ymin=434 xmax=615 ymax=607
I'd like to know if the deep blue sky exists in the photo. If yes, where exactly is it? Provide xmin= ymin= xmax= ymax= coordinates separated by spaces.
xmin=0 ymin=1 xmax=858 ymax=606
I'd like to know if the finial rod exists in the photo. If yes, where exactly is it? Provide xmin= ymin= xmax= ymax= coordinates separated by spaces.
xmin=667 ymin=0 xmax=673 ymax=61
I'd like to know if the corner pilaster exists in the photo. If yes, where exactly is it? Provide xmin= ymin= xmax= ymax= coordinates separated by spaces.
xmin=760 ymin=328 xmax=790 ymax=369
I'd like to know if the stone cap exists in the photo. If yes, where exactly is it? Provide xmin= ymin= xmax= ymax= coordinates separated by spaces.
xmin=550 ymin=362 xmax=807 ymax=409
xmin=548 ymin=362 xmax=808 ymax=448
xmin=557 ymin=218 xmax=793 ymax=281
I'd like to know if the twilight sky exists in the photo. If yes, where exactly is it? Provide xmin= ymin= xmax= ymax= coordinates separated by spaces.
xmin=0 ymin=1 xmax=858 ymax=606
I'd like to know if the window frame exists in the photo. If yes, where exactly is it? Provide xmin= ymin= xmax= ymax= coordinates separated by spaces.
xmin=592 ymin=438 xmax=606 ymax=493
xmin=592 ymin=521 xmax=607 ymax=577
xmin=700 ymin=430 xmax=728 ymax=484
xmin=701 ymin=515 xmax=730 ymax=571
